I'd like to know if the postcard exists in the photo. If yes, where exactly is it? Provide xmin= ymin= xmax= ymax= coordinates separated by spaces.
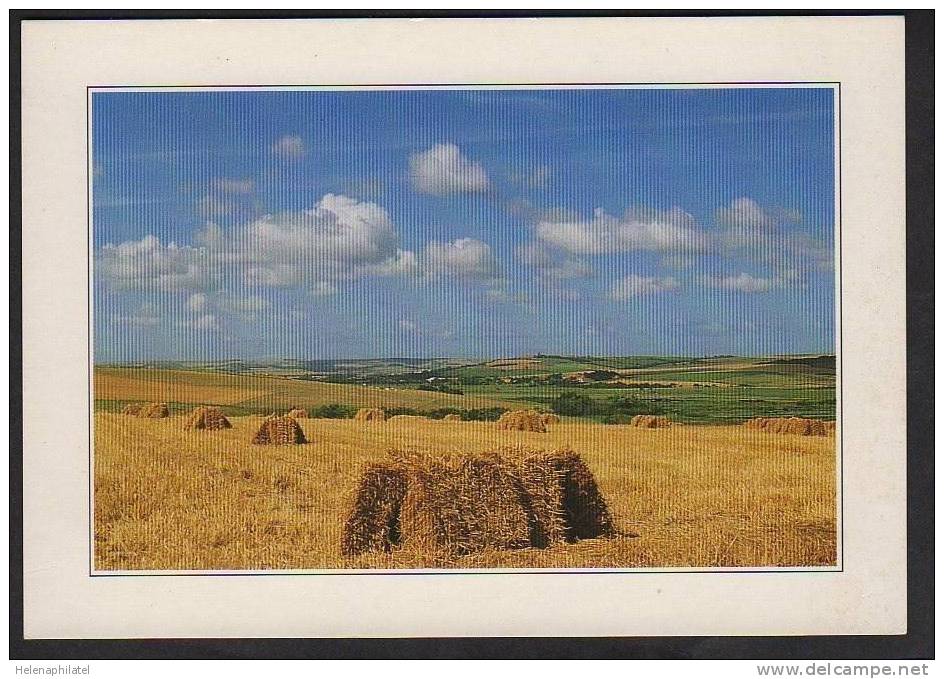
xmin=19 ymin=15 xmax=908 ymax=639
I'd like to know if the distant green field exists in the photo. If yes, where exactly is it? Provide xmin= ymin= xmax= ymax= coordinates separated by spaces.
xmin=96 ymin=354 xmax=836 ymax=424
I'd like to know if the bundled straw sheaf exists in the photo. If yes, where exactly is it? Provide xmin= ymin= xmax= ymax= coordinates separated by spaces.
xmin=541 ymin=413 xmax=561 ymax=425
xmin=287 ymin=408 xmax=308 ymax=419
xmin=340 ymin=462 xmax=409 ymax=557
xmin=497 ymin=409 xmax=547 ymax=432
xmin=183 ymin=406 xmax=232 ymax=431
xmin=251 ymin=416 xmax=307 ymax=445
xmin=630 ymin=415 xmax=671 ymax=429
xmin=743 ymin=417 xmax=830 ymax=436
xmin=354 ymin=407 xmax=386 ymax=422
xmin=121 ymin=403 xmax=143 ymax=416
xmin=138 ymin=402 xmax=170 ymax=418
xmin=442 ymin=414 xmax=462 ymax=422
xmin=341 ymin=448 xmax=614 ymax=558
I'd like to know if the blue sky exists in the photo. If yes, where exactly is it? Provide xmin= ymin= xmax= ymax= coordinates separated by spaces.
xmin=92 ymin=87 xmax=836 ymax=361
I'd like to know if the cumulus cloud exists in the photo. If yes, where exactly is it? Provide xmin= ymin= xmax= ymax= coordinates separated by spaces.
xmin=705 ymin=272 xmax=776 ymax=293
xmin=536 ymin=206 xmax=709 ymax=255
xmin=98 ymin=194 xmax=418 ymax=296
xmin=423 ymin=238 xmax=497 ymax=279
xmin=96 ymin=235 xmax=219 ymax=292
xmin=362 ymin=249 xmax=419 ymax=277
xmin=239 ymin=193 xmax=412 ymax=285
xmin=715 ymin=197 xmax=833 ymax=271
xmin=516 ymin=242 xmax=591 ymax=280
xmin=715 ymin=197 xmax=779 ymax=231
xmin=608 ymin=274 xmax=680 ymax=300
xmin=271 ymin=134 xmax=305 ymax=159
xmin=409 ymin=143 xmax=490 ymax=195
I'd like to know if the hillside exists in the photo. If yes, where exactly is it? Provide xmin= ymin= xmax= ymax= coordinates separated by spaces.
xmin=94 ymin=367 xmax=524 ymax=415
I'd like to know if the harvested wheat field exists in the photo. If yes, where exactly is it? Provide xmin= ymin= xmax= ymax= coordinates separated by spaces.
xmin=94 ymin=413 xmax=836 ymax=571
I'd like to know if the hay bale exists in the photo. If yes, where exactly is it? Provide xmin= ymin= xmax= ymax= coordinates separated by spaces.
xmin=398 ymin=453 xmax=534 ymax=556
xmin=630 ymin=414 xmax=670 ymax=429
xmin=121 ymin=403 xmax=143 ymax=416
xmin=138 ymin=402 xmax=169 ymax=418
xmin=497 ymin=409 xmax=546 ymax=432
xmin=340 ymin=448 xmax=613 ymax=557
xmin=251 ymin=416 xmax=307 ymax=445
xmin=521 ymin=449 xmax=614 ymax=542
xmin=183 ymin=406 xmax=231 ymax=431
xmin=287 ymin=408 xmax=308 ymax=419
xmin=442 ymin=414 xmax=462 ymax=422
xmin=743 ymin=417 xmax=767 ymax=430
xmin=340 ymin=462 xmax=409 ymax=556
xmin=541 ymin=413 xmax=561 ymax=425
xmin=743 ymin=417 xmax=830 ymax=436
xmin=824 ymin=421 xmax=836 ymax=435
xmin=354 ymin=407 xmax=386 ymax=422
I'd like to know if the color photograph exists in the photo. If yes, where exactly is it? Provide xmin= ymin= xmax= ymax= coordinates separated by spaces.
xmin=92 ymin=86 xmax=838 ymax=571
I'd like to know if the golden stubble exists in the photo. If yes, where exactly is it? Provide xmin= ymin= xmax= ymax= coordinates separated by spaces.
xmin=93 ymin=413 xmax=836 ymax=571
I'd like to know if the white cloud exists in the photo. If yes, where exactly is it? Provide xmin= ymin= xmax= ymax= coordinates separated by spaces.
xmin=240 ymin=194 xmax=412 ymax=285
xmin=409 ymin=143 xmax=490 ymax=195
xmin=186 ymin=293 xmax=207 ymax=312
xmin=715 ymin=197 xmax=833 ymax=271
xmin=536 ymin=207 xmax=709 ymax=255
xmin=96 ymin=235 xmax=219 ymax=292
xmin=98 ymin=195 xmax=417 ymax=295
xmin=362 ymin=249 xmax=419 ymax=277
xmin=715 ymin=197 xmax=778 ymax=231
xmin=516 ymin=242 xmax=591 ymax=280
xmin=271 ymin=135 xmax=305 ymax=159
xmin=424 ymin=238 xmax=496 ymax=279
xmin=706 ymin=273 xmax=776 ymax=293
xmin=608 ymin=274 xmax=680 ymax=300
